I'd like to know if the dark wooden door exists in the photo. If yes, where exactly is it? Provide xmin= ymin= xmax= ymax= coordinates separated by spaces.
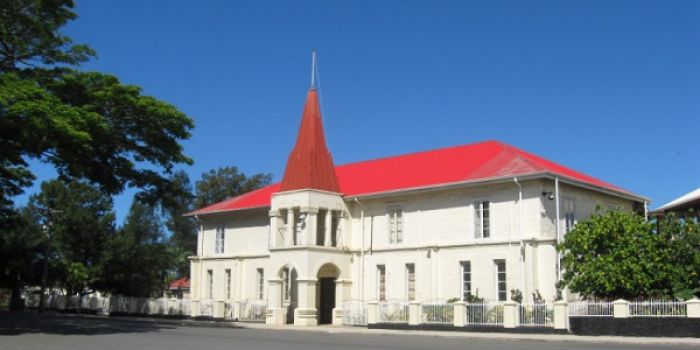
xmin=319 ymin=278 xmax=336 ymax=324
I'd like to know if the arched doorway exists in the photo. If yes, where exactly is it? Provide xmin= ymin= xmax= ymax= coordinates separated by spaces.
xmin=316 ymin=263 xmax=339 ymax=324
xmin=279 ymin=265 xmax=298 ymax=324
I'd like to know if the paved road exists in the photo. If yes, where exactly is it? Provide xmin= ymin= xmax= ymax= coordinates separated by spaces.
xmin=0 ymin=312 xmax=693 ymax=350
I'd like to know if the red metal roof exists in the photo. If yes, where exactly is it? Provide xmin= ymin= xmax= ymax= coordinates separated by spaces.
xmin=280 ymin=89 xmax=340 ymax=193
xmin=189 ymin=140 xmax=639 ymax=216
xmin=169 ymin=277 xmax=190 ymax=290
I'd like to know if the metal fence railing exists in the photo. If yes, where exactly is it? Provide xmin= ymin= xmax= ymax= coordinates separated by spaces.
xmin=465 ymin=302 xmax=504 ymax=326
xmin=378 ymin=300 xmax=409 ymax=323
xmin=238 ymin=299 xmax=267 ymax=322
xmin=421 ymin=301 xmax=454 ymax=324
xmin=518 ymin=303 xmax=553 ymax=327
xmin=567 ymin=301 xmax=613 ymax=317
xmin=342 ymin=300 xmax=368 ymax=326
xmin=630 ymin=300 xmax=686 ymax=317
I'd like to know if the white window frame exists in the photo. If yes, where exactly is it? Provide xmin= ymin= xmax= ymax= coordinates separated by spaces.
xmin=225 ymin=269 xmax=231 ymax=300
xmin=563 ymin=197 xmax=576 ymax=234
xmin=405 ymin=263 xmax=415 ymax=301
xmin=495 ymin=260 xmax=506 ymax=302
xmin=387 ymin=206 xmax=404 ymax=244
xmin=377 ymin=265 xmax=386 ymax=301
xmin=257 ymin=268 xmax=264 ymax=300
xmin=215 ymin=226 xmax=225 ymax=254
xmin=460 ymin=261 xmax=471 ymax=301
xmin=473 ymin=200 xmax=491 ymax=239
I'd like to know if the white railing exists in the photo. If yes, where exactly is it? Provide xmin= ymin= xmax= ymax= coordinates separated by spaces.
xmin=465 ymin=302 xmax=504 ymax=326
xmin=519 ymin=303 xmax=553 ymax=327
xmin=378 ymin=300 xmax=409 ymax=323
xmin=238 ymin=299 xmax=267 ymax=322
xmin=198 ymin=299 xmax=214 ymax=317
xmin=568 ymin=301 xmax=613 ymax=317
xmin=421 ymin=301 xmax=454 ymax=324
xmin=342 ymin=300 xmax=368 ymax=326
xmin=224 ymin=301 xmax=236 ymax=320
xmin=630 ymin=300 xmax=686 ymax=317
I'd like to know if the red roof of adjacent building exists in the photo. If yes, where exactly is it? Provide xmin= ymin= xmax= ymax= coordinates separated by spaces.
xmin=280 ymin=89 xmax=340 ymax=193
xmin=169 ymin=277 xmax=190 ymax=290
xmin=188 ymin=140 xmax=642 ymax=216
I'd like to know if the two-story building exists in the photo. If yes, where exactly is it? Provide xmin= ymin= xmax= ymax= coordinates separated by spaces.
xmin=187 ymin=84 xmax=647 ymax=326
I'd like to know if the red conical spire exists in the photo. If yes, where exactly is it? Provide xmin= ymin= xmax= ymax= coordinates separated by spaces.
xmin=280 ymin=88 xmax=340 ymax=193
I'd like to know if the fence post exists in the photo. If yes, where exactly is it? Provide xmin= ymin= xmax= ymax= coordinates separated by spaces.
xmin=553 ymin=300 xmax=568 ymax=330
xmin=367 ymin=301 xmax=378 ymax=324
xmin=686 ymin=298 xmax=700 ymax=318
xmin=214 ymin=300 xmax=225 ymax=318
xmin=191 ymin=300 xmax=200 ymax=317
xmin=613 ymin=299 xmax=630 ymax=318
xmin=503 ymin=301 xmax=518 ymax=328
xmin=453 ymin=301 xmax=466 ymax=327
xmin=408 ymin=300 xmax=421 ymax=325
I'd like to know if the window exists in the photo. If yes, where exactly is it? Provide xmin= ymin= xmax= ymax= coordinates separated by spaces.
xmin=474 ymin=201 xmax=490 ymax=239
xmin=405 ymin=264 xmax=415 ymax=301
xmin=495 ymin=260 xmax=506 ymax=301
xmin=461 ymin=261 xmax=471 ymax=301
xmin=331 ymin=211 xmax=340 ymax=247
xmin=257 ymin=268 xmax=264 ymax=300
xmin=377 ymin=265 xmax=386 ymax=301
xmin=215 ymin=226 xmax=225 ymax=254
xmin=563 ymin=198 xmax=576 ymax=233
xmin=225 ymin=269 xmax=231 ymax=299
xmin=207 ymin=269 xmax=213 ymax=299
xmin=282 ymin=267 xmax=297 ymax=303
xmin=388 ymin=207 xmax=403 ymax=243
xmin=294 ymin=210 xmax=305 ymax=245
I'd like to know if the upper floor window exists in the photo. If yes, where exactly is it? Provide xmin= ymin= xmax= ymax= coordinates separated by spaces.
xmin=215 ymin=226 xmax=225 ymax=254
xmin=387 ymin=207 xmax=403 ymax=243
xmin=563 ymin=198 xmax=576 ymax=233
xmin=474 ymin=201 xmax=490 ymax=239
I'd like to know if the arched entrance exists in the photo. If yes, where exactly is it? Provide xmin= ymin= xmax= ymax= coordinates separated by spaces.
xmin=279 ymin=265 xmax=298 ymax=324
xmin=316 ymin=263 xmax=339 ymax=324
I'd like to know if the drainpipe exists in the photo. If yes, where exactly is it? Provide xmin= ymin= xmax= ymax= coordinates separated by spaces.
xmin=354 ymin=198 xmax=365 ymax=302
xmin=513 ymin=177 xmax=525 ymax=302
xmin=554 ymin=177 xmax=561 ymax=282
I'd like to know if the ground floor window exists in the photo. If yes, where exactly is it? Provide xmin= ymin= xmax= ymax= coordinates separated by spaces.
xmin=495 ymin=260 xmax=506 ymax=301
xmin=257 ymin=268 xmax=264 ymax=300
xmin=225 ymin=269 xmax=231 ymax=299
xmin=461 ymin=261 xmax=471 ymax=300
xmin=405 ymin=263 xmax=415 ymax=301
xmin=377 ymin=265 xmax=386 ymax=301
xmin=207 ymin=269 xmax=213 ymax=299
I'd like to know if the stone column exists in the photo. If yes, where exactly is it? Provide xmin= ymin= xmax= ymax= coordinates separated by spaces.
xmin=503 ymin=301 xmax=519 ymax=328
xmin=408 ymin=300 xmax=421 ymax=325
xmin=367 ymin=301 xmax=378 ymax=324
xmin=686 ymin=298 xmax=700 ymax=318
xmin=453 ymin=301 xmax=466 ymax=327
xmin=265 ymin=278 xmax=286 ymax=325
xmin=294 ymin=278 xmax=318 ymax=326
xmin=553 ymin=300 xmax=568 ymax=330
xmin=269 ymin=210 xmax=279 ymax=248
xmin=285 ymin=209 xmax=294 ymax=246
xmin=613 ymin=299 xmax=630 ymax=318
xmin=324 ymin=210 xmax=332 ymax=247
xmin=302 ymin=207 xmax=318 ymax=247
xmin=332 ymin=279 xmax=352 ymax=325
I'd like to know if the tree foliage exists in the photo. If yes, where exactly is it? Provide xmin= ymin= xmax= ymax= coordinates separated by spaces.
xmin=194 ymin=166 xmax=272 ymax=209
xmin=557 ymin=208 xmax=700 ymax=300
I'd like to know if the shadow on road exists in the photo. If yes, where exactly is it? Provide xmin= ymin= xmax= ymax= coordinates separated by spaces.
xmin=0 ymin=311 xmax=185 ymax=336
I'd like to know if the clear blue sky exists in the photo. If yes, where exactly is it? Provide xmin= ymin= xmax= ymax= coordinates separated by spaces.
xmin=18 ymin=0 xmax=700 ymax=224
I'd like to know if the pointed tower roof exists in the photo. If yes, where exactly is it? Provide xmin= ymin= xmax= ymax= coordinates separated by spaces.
xmin=279 ymin=88 xmax=340 ymax=193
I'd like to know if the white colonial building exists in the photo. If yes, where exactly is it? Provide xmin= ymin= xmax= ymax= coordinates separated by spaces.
xmin=187 ymin=85 xmax=647 ymax=326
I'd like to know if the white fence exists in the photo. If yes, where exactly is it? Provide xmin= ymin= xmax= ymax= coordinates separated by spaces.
xmin=465 ymin=302 xmax=504 ymax=326
xmin=421 ymin=301 xmax=454 ymax=324
xmin=518 ymin=303 xmax=553 ymax=327
xmin=568 ymin=301 xmax=614 ymax=317
xmin=25 ymin=294 xmax=191 ymax=317
xmin=342 ymin=300 xmax=368 ymax=326
xmin=630 ymin=300 xmax=686 ymax=317
xmin=238 ymin=299 xmax=267 ymax=322
xmin=378 ymin=300 xmax=409 ymax=323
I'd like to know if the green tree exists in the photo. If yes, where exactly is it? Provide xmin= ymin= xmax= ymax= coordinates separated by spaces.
xmin=0 ymin=208 xmax=44 ymax=310
xmin=161 ymin=171 xmax=197 ymax=277
xmin=194 ymin=166 xmax=272 ymax=209
xmin=27 ymin=179 xmax=115 ymax=294
xmin=101 ymin=199 xmax=174 ymax=297
xmin=0 ymin=0 xmax=193 ymax=220
xmin=557 ymin=208 xmax=699 ymax=300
